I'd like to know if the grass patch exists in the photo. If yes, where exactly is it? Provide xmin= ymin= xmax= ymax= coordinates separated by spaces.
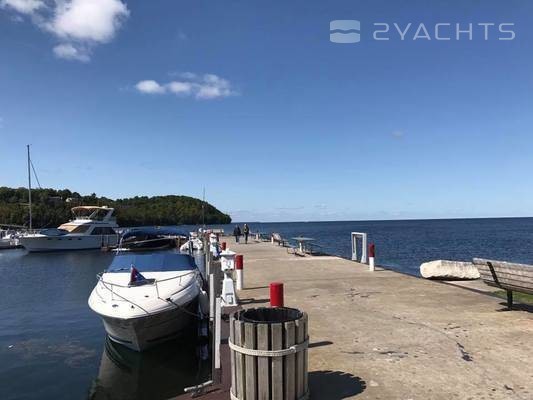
xmin=494 ymin=290 xmax=533 ymax=305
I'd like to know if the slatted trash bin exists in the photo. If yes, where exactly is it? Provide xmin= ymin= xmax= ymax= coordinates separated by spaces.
xmin=230 ymin=307 xmax=309 ymax=400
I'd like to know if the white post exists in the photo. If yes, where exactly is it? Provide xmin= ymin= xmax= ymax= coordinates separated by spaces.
xmin=236 ymin=269 xmax=243 ymax=290
xmin=214 ymin=297 xmax=221 ymax=369
xmin=209 ymin=273 xmax=215 ymax=319
xmin=361 ymin=233 xmax=368 ymax=264
xmin=351 ymin=232 xmax=358 ymax=261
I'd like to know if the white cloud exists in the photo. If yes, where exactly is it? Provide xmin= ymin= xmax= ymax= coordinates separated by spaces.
xmin=0 ymin=0 xmax=44 ymax=15
xmin=167 ymin=81 xmax=192 ymax=95
xmin=1 ymin=0 xmax=129 ymax=62
xmin=49 ymin=0 xmax=129 ymax=43
xmin=53 ymin=43 xmax=89 ymax=62
xmin=134 ymin=73 xmax=237 ymax=100
xmin=135 ymin=80 xmax=166 ymax=94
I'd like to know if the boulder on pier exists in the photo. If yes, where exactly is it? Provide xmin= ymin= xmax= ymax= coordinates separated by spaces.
xmin=420 ymin=260 xmax=480 ymax=280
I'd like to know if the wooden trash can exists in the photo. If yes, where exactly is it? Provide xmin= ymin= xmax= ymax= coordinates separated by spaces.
xmin=230 ymin=307 xmax=309 ymax=400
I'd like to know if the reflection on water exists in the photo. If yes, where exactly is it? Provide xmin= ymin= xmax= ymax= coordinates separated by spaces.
xmin=89 ymin=333 xmax=211 ymax=400
xmin=0 ymin=248 xmax=210 ymax=400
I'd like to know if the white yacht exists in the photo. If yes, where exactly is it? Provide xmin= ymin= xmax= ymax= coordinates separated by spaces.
xmin=19 ymin=206 xmax=119 ymax=252
xmin=88 ymin=241 xmax=203 ymax=351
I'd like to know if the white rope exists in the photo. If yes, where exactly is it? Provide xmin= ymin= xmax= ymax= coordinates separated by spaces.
xmin=230 ymin=390 xmax=309 ymax=400
xmin=228 ymin=338 xmax=308 ymax=357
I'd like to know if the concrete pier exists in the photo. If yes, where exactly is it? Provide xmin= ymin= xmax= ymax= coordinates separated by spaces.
xmin=225 ymin=238 xmax=533 ymax=400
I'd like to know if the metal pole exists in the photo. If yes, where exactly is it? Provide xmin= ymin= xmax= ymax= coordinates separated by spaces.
xmin=27 ymin=145 xmax=32 ymax=230
xmin=209 ymin=273 xmax=215 ymax=320
xmin=214 ymin=297 xmax=221 ymax=369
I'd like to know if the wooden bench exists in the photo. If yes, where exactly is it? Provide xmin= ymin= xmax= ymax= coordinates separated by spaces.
xmin=473 ymin=258 xmax=533 ymax=309
xmin=271 ymin=233 xmax=289 ymax=247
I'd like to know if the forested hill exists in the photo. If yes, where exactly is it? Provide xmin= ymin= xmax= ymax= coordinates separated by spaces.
xmin=0 ymin=187 xmax=231 ymax=228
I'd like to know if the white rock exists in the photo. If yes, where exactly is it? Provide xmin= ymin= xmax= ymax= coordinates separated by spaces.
xmin=420 ymin=260 xmax=480 ymax=280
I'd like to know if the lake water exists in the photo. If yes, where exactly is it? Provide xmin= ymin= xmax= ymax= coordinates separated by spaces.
xmin=0 ymin=249 xmax=210 ymax=400
xmin=2 ymin=217 xmax=533 ymax=399
xmin=204 ymin=217 xmax=533 ymax=276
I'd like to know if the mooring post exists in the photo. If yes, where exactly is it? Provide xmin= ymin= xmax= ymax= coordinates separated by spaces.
xmin=368 ymin=243 xmax=375 ymax=271
xmin=236 ymin=255 xmax=244 ymax=290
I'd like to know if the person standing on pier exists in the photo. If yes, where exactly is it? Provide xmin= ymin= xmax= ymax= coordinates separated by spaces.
xmin=233 ymin=225 xmax=241 ymax=243
xmin=243 ymin=224 xmax=250 ymax=244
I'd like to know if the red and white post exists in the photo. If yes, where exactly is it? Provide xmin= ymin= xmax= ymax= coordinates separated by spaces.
xmin=235 ymin=254 xmax=244 ymax=290
xmin=368 ymin=243 xmax=376 ymax=271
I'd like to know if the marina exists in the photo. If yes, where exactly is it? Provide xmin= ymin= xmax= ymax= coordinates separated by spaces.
xmin=2 ymin=1 xmax=532 ymax=398
xmin=1 ymin=225 xmax=533 ymax=399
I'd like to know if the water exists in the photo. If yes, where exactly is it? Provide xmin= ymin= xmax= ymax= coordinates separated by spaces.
xmin=197 ymin=217 xmax=533 ymax=276
xmin=0 ymin=249 xmax=209 ymax=400
xmin=2 ymin=217 xmax=533 ymax=399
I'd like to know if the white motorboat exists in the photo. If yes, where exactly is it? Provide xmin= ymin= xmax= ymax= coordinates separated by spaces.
xmin=88 ymin=236 xmax=203 ymax=351
xmin=19 ymin=206 xmax=119 ymax=252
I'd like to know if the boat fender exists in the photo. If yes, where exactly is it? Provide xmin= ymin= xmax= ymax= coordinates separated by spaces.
xmin=198 ymin=289 xmax=209 ymax=315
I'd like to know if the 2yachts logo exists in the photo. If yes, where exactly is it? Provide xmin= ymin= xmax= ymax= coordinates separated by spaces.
xmin=330 ymin=20 xmax=516 ymax=43
xmin=330 ymin=20 xmax=361 ymax=43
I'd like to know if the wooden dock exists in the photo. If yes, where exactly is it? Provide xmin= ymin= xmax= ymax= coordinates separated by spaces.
xmin=186 ymin=237 xmax=533 ymax=400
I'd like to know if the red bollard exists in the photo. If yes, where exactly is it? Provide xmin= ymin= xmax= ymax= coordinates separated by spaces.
xmin=236 ymin=255 xmax=244 ymax=290
xmin=368 ymin=243 xmax=375 ymax=271
xmin=368 ymin=243 xmax=375 ymax=258
xmin=270 ymin=282 xmax=284 ymax=307
xmin=221 ymin=242 xmax=227 ymax=251
xmin=236 ymin=255 xmax=243 ymax=269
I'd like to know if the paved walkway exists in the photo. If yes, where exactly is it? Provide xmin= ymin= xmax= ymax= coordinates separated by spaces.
xmin=228 ymin=238 xmax=533 ymax=400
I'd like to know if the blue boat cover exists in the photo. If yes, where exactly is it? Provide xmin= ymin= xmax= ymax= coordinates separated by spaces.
xmin=107 ymin=252 xmax=196 ymax=273
xmin=121 ymin=227 xmax=189 ymax=240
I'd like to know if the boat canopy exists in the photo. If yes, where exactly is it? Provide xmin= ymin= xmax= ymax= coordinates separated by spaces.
xmin=106 ymin=252 xmax=196 ymax=273
xmin=71 ymin=206 xmax=115 ymax=221
xmin=121 ymin=227 xmax=189 ymax=240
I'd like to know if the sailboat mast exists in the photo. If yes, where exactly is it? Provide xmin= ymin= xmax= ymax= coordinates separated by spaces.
xmin=27 ymin=145 xmax=32 ymax=230
xmin=202 ymin=187 xmax=206 ymax=228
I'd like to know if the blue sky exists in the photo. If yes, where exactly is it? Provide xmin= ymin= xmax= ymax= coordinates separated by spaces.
xmin=1 ymin=0 xmax=532 ymax=222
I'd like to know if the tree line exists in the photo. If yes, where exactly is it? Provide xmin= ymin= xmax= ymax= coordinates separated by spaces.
xmin=0 ymin=187 xmax=231 ymax=228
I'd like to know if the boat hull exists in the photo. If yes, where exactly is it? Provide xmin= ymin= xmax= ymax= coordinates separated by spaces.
xmin=20 ymin=234 xmax=118 ymax=252
xmin=100 ymin=300 xmax=198 ymax=352
xmin=0 ymin=239 xmax=19 ymax=249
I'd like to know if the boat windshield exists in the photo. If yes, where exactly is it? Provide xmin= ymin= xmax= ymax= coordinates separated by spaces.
xmin=58 ymin=224 xmax=91 ymax=233
xmin=39 ymin=228 xmax=69 ymax=236
xmin=106 ymin=252 xmax=196 ymax=273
